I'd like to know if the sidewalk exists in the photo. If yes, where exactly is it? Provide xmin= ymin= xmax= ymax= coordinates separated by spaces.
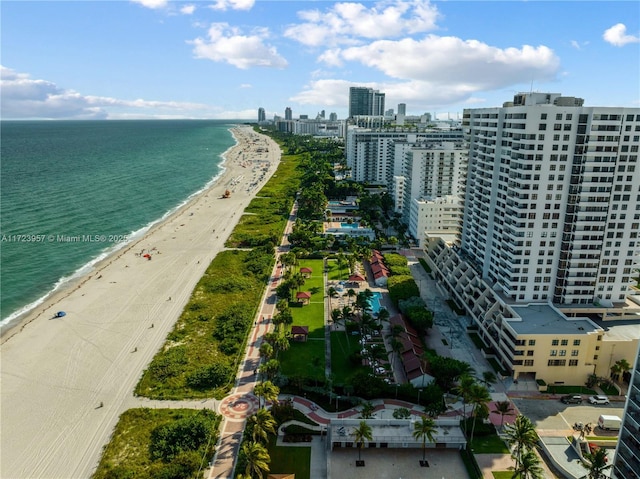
xmin=207 ymin=201 xmax=298 ymax=479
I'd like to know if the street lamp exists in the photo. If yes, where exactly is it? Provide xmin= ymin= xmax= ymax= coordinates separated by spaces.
xmin=417 ymin=388 xmax=423 ymax=405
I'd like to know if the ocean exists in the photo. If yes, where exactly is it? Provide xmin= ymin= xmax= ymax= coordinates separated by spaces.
xmin=0 ymin=120 xmax=238 ymax=326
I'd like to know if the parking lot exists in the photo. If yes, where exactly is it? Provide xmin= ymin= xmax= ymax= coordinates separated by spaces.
xmin=511 ymin=397 xmax=625 ymax=437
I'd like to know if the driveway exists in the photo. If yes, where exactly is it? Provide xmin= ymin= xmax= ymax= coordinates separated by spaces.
xmin=511 ymin=397 xmax=625 ymax=436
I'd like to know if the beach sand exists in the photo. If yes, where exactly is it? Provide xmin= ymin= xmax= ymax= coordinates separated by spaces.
xmin=0 ymin=125 xmax=280 ymax=478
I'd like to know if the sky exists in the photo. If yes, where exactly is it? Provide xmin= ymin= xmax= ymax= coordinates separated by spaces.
xmin=1 ymin=0 xmax=639 ymax=120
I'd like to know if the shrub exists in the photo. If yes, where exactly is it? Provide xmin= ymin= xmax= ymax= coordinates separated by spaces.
xmin=186 ymin=362 xmax=232 ymax=390
xmin=149 ymin=410 xmax=219 ymax=462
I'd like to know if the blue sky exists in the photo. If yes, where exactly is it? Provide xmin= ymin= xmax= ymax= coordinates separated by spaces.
xmin=1 ymin=0 xmax=639 ymax=120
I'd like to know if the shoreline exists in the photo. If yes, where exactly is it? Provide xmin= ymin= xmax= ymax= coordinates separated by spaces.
xmin=1 ymin=125 xmax=238 ymax=341
xmin=0 ymin=125 xmax=281 ymax=478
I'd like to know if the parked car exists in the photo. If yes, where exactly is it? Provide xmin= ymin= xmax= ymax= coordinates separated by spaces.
xmin=561 ymin=394 xmax=583 ymax=404
xmin=589 ymin=395 xmax=610 ymax=405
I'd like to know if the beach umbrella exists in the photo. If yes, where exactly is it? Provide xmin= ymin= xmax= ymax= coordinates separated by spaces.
xmin=55 ymin=311 xmax=66 ymax=318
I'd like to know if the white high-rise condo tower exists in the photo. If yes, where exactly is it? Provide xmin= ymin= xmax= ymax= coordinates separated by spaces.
xmin=461 ymin=93 xmax=639 ymax=308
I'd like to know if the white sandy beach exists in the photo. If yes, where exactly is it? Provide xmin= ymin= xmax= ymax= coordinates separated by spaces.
xmin=0 ymin=125 xmax=281 ymax=478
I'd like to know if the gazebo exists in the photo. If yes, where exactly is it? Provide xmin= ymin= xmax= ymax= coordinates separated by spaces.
xmin=295 ymin=291 xmax=312 ymax=305
xmin=348 ymin=273 xmax=366 ymax=286
xmin=299 ymin=267 xmax=313 ymax=278
xmin=291 ymin=325 xmax=309 ymax=342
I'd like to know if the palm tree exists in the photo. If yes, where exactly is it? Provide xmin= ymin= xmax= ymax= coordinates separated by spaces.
xmin=253 ymin=380 xmax=279 ymax=408
xmin=352 ymin=420 xmax=373 ymax=462
xmin=611 ymin=358 xmax=631 ymax=383
xmin=271 ymin=333 xmax=290 ymax=359
xmin=504 ymin=414 xmax=539 ymax=470
xmin=389 ymin=337 xmax=403 ymax=369
xmin=359 ymin=402 xmax=375 ymax=419
xmin=259 ymin=342 xmax=273 ymax=361
xmin=347 ymin=288 xmax=357 ymax=307
xmin=467 ymin=383 xmax=491 ymax=445
xmin=376 ymin=307 xmax=390 ymax=329
xmin=582 ymin=446 xmax=612 ymax=479
xmin=259 ymin=359 xmax=280 ymax=381
xmin=412 ymin=416 xmax=436 ymax=464
xmin=452 ymin=373 xmax=476 ymax=433
xmin=492 ymin=400 xmax=515 ymax=431
xmin=480 ymin=370 xmax=498 ymax=389
xmin=511 ymin=449 xmax=544 ymax=479
xmin=241 ymin=441 xmax=270 ymax=479
xmin=249 ymin=408 xmax=277 ymax=444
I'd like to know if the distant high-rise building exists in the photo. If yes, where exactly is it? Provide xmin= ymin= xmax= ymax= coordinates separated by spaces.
xmin=349 ymin=87 xmax=385 ymax=118
xmin=258 ymin=107 xmax=266 ymax=122
xmin=329 ymin=112 xmax=338 ymax=121
xmin=398 ymin=103 xmax=407 ymax=115
xmin=284 ymin=107 xmax=292 ymax=120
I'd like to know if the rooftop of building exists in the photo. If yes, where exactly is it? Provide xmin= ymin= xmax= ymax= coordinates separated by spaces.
xmin=508 ymin=304 xmax=601 ymax=336
xmin=589 ymin=317 xmax=640 ymax=341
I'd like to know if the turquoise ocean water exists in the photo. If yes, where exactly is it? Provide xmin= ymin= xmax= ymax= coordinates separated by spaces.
xmin=0 ymin=120 xmax=238 ymax=326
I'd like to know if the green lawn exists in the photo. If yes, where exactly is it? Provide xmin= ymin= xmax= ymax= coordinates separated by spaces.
xmin=470 ymin=434 xmax=510 ymax=454
xmin=289 ymin=259 xmax=325 ymax=338
xmin=267 ymin=436 xmax=311 ymax=479
xmin=279 ymin=339 xmax=325 ymax=381
xmin=493 ymin=472 xmax=518 ymax=479
xmin=600 ymin=383 xmax=619 ymax=395
xmin=290 ymin=302 xmax=325 ymax=338
xmin=331 ymin=331 xmax=368 ymax=384
xmin=326 ymin=259 xmax=350 ymax=281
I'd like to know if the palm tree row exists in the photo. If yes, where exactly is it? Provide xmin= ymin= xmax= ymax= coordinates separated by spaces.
xmin=238 ymin=378 xmax=281 ymax=479
xmin=504 ymin=414 xmax=543 ymax=478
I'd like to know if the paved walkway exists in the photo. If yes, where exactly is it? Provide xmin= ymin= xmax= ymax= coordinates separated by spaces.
xmin=207 ymin=201 xmax=298 ymax=478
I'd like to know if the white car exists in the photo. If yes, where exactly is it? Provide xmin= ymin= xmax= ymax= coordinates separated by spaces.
xmin=589 ymin=395 xmax=610 ymax=405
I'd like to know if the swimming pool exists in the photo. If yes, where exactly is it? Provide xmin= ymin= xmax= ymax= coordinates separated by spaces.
xmin=340 ymin=223 xmax=359 ymax=228
xmin=367 ymin=292 xmax=382 ymax=314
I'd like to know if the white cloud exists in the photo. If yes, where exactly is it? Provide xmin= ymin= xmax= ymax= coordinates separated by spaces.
xmin=209 ymin=0 xmax=255 ymax=11
xmin=332 ymin=35 xmax=559 ymax=90
xmin=603 ymin=23 xmax=640 ymax=47
xmin=290 ymin=78 xmax=480 ymax=110
xmin=292 ymin=34 xmax=560 ymax=111
xmin=290 ymin=79 xmax=355 ymax=106
xmin=0 ymin=66 xmax=213 ymax=120
xmin=284 ymin=0 xmax=439 ymax=47
xmin=130 ymin=0 xmax=168 ymax=9
xmin=239 ymin=83 xmax=252 ymax=89
xmin=180 ymin=4 xmax=196 ymax=15
xmin=190 ymin=23 xmax=288 ymax=69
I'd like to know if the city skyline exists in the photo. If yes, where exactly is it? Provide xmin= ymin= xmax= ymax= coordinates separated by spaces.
xmin=1 ymin=0 xmax=639 ymax=120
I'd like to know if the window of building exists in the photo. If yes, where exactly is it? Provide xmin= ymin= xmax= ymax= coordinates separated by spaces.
xmin=528 ymin=339 xmax=536 ymax=346
xmin=524 ymin=360 xmax=534 ymax=366
xmin=559 ymin=350 xmax=567 ymax=356
xmin=552 ymin=339 xmax=559 ymax=346
xmin=571 ymin=350 xmax=579 ymax=357
xmin=561 ymin=339 xmax=568 ymax=346
xmin=548 ymin=359 xmax=566 ymax=366
xmin=550 ymin=350 xmax=558 ymax=356
xmin=569 ymin=360 xmax=578 ymax=366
